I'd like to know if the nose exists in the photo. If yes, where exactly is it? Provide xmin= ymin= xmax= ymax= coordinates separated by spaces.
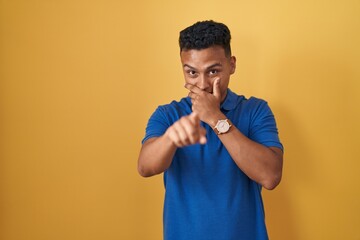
xmin=197 ymin=74 xmax=211 ymax=91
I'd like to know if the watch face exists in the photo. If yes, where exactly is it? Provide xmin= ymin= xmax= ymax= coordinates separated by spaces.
xmin=217 ymin=120 xmax=230 ymax=133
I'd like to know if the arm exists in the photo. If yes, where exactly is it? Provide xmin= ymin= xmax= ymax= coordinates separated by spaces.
xmin=212 ymin=113 xmax=283 ymax=190
xmin=138 ymin=113 xmax=206 ymax=177
xmin=187 ymin=80 xmax=283 ymax=190
xmin=137 ymin=135 xmax=177 ymax=177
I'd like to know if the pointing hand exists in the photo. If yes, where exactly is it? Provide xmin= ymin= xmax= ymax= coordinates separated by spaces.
xmin=165 ymin=112 xmax=207 ymax=147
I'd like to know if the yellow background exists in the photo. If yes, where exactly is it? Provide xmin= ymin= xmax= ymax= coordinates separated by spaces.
xmin=1 ymin=0 xmax=359 ymax=239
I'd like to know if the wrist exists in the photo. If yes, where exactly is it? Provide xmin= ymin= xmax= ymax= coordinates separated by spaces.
xmin=164 ymin=128 xmax=177 ymax=148
xmin=207 ymin=111 xmax=227 ymax=127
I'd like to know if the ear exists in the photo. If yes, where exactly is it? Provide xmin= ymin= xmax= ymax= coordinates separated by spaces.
xmin=230 ymin=56 xmax=236 ymax=74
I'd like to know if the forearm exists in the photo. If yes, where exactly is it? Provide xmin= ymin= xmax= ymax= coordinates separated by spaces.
xmin=207 ymin=112 xmax=282 ymax=190
xmin=218 ymin=124 xmax=283 ymax=189
xmin=137 ymin=133 xmax=177 ymax=177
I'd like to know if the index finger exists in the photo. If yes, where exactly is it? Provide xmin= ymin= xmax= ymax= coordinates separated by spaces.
xmin=188 ymin=112 xmax=200 ymax=125
xmin=184 ymin=83 xmax=202 ymax=94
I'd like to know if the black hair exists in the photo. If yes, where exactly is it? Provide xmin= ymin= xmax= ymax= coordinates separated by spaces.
xmin=179 ymin=20 xmax=232 ymax=57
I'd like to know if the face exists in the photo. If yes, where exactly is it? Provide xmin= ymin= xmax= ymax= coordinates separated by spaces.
xmin=180 ymin=45 xmax=236 ymax=103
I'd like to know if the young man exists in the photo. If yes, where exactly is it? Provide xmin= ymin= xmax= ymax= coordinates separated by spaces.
xmin=138 ymin=20 xmax=283 ymax=240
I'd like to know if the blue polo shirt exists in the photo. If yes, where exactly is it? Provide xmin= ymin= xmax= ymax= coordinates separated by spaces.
xmin=142 ymin=89 xmax=283 ymax=240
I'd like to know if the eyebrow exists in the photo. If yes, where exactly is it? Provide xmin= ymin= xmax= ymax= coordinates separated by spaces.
xmin=183 ymin=63 xmax=222 ymax=70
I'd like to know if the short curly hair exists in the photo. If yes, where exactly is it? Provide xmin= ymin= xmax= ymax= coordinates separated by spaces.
xmin=179 ymin=20 xmax=232 ymax=57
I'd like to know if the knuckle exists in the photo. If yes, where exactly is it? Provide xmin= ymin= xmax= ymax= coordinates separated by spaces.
xmin=179 ymin=116 xmax=188 ymax=124
xmin=189 ymin=128 xmax=197 ymax=136
xmin=173 ymin=121 xmax=180 ymax=128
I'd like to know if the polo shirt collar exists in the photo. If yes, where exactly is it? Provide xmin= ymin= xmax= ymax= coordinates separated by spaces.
xmin=220 ymin=88 xmax=238 ymax=111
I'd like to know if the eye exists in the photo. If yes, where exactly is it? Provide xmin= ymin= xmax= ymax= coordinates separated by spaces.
xmin=187 ymin=70 xmax=198 ymax=77
xmin=209 ymin=69 xmax=218 ymax=75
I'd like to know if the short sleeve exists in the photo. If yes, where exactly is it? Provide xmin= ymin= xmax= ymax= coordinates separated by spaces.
xmin=248 ymin=100 xmax=283 ymax=151
xmin=142 ymin=106 xmax=170 ymax=144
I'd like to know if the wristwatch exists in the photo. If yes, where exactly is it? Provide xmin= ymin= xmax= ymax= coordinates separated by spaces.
xmin=213 ymin=119 xmax=232 ymax=135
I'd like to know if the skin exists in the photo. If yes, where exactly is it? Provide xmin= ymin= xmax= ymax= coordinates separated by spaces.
xmin=138 ymin=45 xmax=283 ymax=190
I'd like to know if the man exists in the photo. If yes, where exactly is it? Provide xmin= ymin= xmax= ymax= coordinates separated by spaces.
xmin=138 ymin=20 xmax=283 ymax=240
